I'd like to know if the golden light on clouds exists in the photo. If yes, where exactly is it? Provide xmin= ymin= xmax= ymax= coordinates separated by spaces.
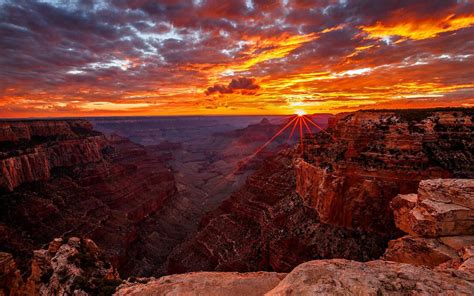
xmin=361 ymin=14 xmax=474 ymax=41
xmin=0 ymin=1 xmax=473 ymax=118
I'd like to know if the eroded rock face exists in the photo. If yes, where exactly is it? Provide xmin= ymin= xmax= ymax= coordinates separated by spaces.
xmin=0 ymin=120 xmax=177 ymax=276
xmin=0 ymin=120 xmax=104 ymax=192
xmin=296 ymin=109 xmax=473 ymax=233
xmin=385 ymin=179 xmax=474 ymax=268
xmin=166 ymin=151 xmax=388 ymax=275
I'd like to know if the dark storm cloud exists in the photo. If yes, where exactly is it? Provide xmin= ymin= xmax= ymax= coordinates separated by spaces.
xmin=206 ymin=77 xmax=260 ymax=95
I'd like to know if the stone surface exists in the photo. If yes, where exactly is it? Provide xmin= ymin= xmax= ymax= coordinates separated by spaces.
xmin=115 ymin=272 xmax=286 ymax=296
xmin=266 ymin=259 xmax=474 ymax=295
xmin=418 ymin=179 xmax=474 ymax=209
xmin=385 ymin=178 xmax=474 ymax=268
xmin=391 ymin=179 xmax=474 ymax=237
xmin=383 ymin=236 xmax=460 ymax=268
xmin=115 ymin=259 xmax=474 ymax=296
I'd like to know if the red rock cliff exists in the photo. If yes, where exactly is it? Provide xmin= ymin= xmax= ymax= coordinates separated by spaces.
xmin=0 ymin=120 xmax=177 ymax=277
xmin=296 ymin=109 xmax=473 ymax=233
xmin=166 ymin=151 xmax=388 ymax=275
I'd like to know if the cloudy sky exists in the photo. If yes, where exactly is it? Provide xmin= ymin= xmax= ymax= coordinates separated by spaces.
xmin=0 ymin=0 xmax=473 ymax=117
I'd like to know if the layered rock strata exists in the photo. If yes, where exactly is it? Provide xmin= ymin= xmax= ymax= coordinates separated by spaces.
xmin=166 ymin=151 xmax=388 ymax=274
xmin=384 ymin=179 xmax=474 ymax=268
xmin=296 ymin=109 xmax=473 ymax=233
xmin=0 ymin=120 xmax=177 ymax=275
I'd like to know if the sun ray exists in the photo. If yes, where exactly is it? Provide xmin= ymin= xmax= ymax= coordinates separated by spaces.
xmin=301 ymin=116 xmax=314 ymax=137
xmin=227 ymin=115 xmax=298 ymax=178
xmin=287 ymin=116 xmax=299 ymax=143
xmin=299 ymin=117 xmax=304 ymax=151
xmin=303 ymin=115 xmax=337 ymax=141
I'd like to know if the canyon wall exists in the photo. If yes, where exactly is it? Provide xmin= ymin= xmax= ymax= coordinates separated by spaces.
xmin=296 ymin=109 xmax=473 ymax=233
xmin=0 ymin=120 xmax=177 ymax=275
xmin=167 ymin=108 xmax=473 ymax=275
xmin=166 ymin=150 xmax=388 ymax=274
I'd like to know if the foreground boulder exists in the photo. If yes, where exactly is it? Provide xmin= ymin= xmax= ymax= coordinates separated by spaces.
xmin=266 ymin=259 xmax=474 ymax=295
xmin=385 ymin=179 xmax=474 ymax=268
xmin=115 ymin=272 xmax=286 ymax=296
xmin=115 ymin=259 xmax=474 ymax=295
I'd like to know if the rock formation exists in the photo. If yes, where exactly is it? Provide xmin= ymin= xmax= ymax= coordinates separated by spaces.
xmin=0 ymin=120 xmax=177 ymax=276
xmin=115 ymin=272 xmax=286 ymax=296
xmin=115 ymin=259 xmax=474 ymax=295
xmin=296 ymin=109 xmax=473 ymax=233
xmin=1 ymin=237 xmax=121 ymax=296
xmin=384 ymin=179 xmax=474 ymax=268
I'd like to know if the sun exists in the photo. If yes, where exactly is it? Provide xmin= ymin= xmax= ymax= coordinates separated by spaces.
xmin=295 ymin=110 xmax=306 ymax=117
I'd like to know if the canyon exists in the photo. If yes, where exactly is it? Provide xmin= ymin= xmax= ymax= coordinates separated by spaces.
xmin=167 ymin=108 xmax=473 ymax=274
xmin=0 ymin=108 xmax=473 ymax=295
xmin=1 ymin=179 xmax=472 ymax=295
xmin=0 ymin=119 xmax=177 ymax=277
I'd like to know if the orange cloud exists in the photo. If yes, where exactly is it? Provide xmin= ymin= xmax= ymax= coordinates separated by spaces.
xmin=361 ymin=14 xmax=474 ymax=41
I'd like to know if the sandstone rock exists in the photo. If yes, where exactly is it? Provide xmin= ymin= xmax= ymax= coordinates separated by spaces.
xmin=391 ymin=179 xmax=474 ymax=237
xmin=418 ymin=179 xmax=474 ymax=209
xmin=391 ymin=193 xmax=417 ymax=233
xmin=439 ymin=236 xmax=474 ymax=250
xmin=266 ymin=259 xmax=474 ymax=295
xmin=115 ymin=272 xmax=286 ymax=296
xmin=387 ymin=178 xmax=474 ymax=268
xmin=383 ymin=236 xmax=459 ymax=267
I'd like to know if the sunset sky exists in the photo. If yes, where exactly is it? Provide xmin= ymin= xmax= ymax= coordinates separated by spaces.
xmin=0 ymin=0 xmax=473 ymax=117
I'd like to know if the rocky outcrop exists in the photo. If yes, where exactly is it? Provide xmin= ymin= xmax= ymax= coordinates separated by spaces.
xmin=26 ymin=237 xmax=120 ymax=296
xmin=115 ymin=272 xmax=286 ymax=296
xmin=296 ymin=109 xmax=473 ymax=233
xmin=166 ymin=151 xmax=388 ymax=275
xmin=0 ymin=120 xmax=177 ymax=277
xmin=1 ymin=237 xmax=120 ymax=296
xmin=115 ymin=259 xmax=474 ymax=295
xmin=266 ymin=259 xmax=474 ymax=295
xmin=384 ymin=179 xmax=474 ymax=268
xmin=392 ymin=179 xmax=474 ymax=237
